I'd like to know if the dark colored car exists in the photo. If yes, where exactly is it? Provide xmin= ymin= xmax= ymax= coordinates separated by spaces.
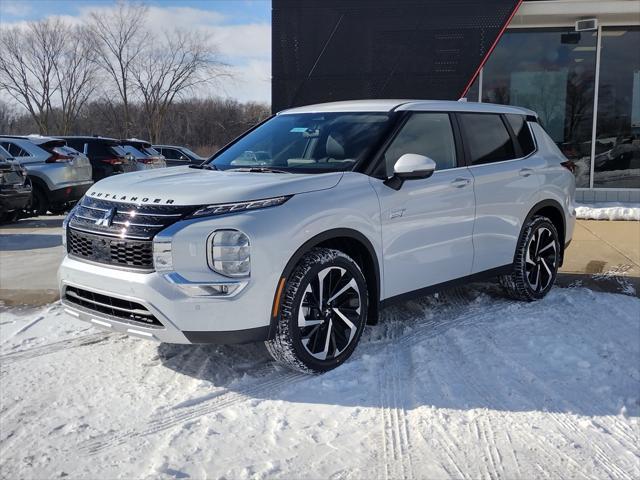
xmin=60 ymin=136 xmax=137 ymax=182
xmin=119 ymin=139 xmax=166 ymax=170
xmin=0 ymin=145 xmax=32 ymax=222
xmin=153 ymin=144 xmax=206 ymax=167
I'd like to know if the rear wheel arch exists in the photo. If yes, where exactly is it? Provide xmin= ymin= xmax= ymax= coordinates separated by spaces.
xmin=270 ymin=228 xmax=381 ymax=340
xmin=518 ymin=199 xmax=566 ymax=262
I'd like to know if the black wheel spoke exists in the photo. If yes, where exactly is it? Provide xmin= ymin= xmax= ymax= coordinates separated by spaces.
xmin=297 ymin=265 xmax=362 ymax=361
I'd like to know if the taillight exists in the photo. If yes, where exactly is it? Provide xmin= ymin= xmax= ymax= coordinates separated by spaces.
xmin=46 ymin=152 xmax=72 ymax=163
xmin=101 ymin=157 xmax=124 ymax=165
xmin=561 ymin=160 xmax=576 ymax=174
xmin=137 ymin=157 xmax=156 ymax=164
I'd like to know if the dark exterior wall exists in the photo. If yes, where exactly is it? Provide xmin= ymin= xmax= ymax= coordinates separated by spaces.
xmin=272 ymin=0 xmax=522 ymax=111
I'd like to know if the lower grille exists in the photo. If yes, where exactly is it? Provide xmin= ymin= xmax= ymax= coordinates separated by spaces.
xmin=68 ymin=228 xmax=153 ymax=270
xmin=64 ymin=285 xmax=162 ymax=327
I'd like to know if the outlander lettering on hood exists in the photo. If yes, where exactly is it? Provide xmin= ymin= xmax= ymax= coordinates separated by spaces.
xmin=88 ymin=191 xmax=175 ymax=204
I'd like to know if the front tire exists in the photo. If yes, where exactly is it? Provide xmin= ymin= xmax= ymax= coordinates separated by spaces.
xmin=500 ymin=216 xmax=560 ymax=301
xmin=266 ymin=248 xmax=369 ymax=373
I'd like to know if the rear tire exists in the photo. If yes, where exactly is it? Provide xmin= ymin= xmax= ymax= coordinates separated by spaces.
xmin=29 ymin=185 xmax=48 ymax=216
xmin=500 ymin=216 xmax=560 ymax=301
xmin=265 ymin=248 xmax=369 ymax=373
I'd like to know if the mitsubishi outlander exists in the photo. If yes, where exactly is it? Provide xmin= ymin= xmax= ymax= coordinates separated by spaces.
xmin=59 ymin=100 xmax=576 ymax=373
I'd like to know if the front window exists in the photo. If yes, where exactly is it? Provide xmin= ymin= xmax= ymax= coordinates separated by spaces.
xmin=210 ymin=112 xmax=393 ymax=173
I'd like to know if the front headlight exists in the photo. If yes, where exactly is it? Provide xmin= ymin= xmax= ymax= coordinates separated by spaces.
xmin=153 ymin=240 xmax=173 ymax=272
xmin=207 ymin=229 xmax=250 ymax=277
xmin=190 ymin=195 xmax=291 ymax=218
xmin=61 ymin=203 xmax=80 ymax=248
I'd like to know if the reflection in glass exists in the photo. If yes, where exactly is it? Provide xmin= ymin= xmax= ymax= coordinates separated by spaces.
xmin=482 ymin=29 xmax=597 ymax=187
xmin=593 ymin=27 xmax=640 ymax=189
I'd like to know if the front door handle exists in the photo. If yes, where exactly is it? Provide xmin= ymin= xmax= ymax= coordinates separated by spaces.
xmin=451 ymin=178 xmax=471 ymax=188
xmin=519 ymin=168 xmax=534 ymax=177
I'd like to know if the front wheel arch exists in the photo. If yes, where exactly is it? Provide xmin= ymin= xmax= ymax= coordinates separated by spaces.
xmin=269 ymin=229 xmax=381 ymax=340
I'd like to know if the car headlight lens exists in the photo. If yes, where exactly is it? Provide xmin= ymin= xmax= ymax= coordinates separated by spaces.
xmin=208 ymin=230 xmax=250 ymax=277
xmin=153 ymin=240 xmax=173 ymax=272
xmin=61 ymin=203 xmax=80 ymax=248
xmin=190 ymin=196 xmax=290 ymax=218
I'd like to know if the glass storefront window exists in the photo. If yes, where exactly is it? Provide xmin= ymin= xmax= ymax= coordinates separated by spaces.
xmin=481 ymin=29 xmax=597 ymax=187
xmin=593 ymin=27 xmax=640 ymax=189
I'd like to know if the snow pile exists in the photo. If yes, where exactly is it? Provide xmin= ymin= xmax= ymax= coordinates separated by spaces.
xmin=1 ymin=286 xmax=639 ymax=479
xmin=576 ymin=202 xmax=640 ymax=221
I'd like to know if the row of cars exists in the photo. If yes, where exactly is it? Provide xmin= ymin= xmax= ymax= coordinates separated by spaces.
xmin=0 ymin=135 xmax=205 ymax=221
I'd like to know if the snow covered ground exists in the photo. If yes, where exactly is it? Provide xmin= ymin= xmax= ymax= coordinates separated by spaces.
xmin=576 ymin=203 xmax=640 ymax=221
xmin=1 ymin=285 xmax=639 ymax=479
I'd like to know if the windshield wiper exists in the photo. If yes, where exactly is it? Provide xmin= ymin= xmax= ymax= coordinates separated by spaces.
xmin=189 ymin=163 xmax=217 ymax=170
xmin=227 ymin=167 xmax=291 ymax=174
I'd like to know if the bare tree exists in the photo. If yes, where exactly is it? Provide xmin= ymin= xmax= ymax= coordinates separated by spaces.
xmin=0 ymin=19 xmax=66 ymax=134
xmin=89 ymin=0 xmax=148 ymax=137
xmin=131 ymin=30 xmax=229 ymax=143
xmin=54 ymin=27 xmax=100 ymax=134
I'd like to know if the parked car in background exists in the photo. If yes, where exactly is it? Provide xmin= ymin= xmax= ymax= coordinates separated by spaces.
xmin=119 ymin=139 xmax=166 ymax=170
xmin=0 ymin=135 xmax=92 ymax=215
xmin=153 ymin=144 xmax=205 ymax=167
xmin=61 ymin=136 xmax=137 ymax=182
xmin=0 ymin=145 xmax=32 ymax=222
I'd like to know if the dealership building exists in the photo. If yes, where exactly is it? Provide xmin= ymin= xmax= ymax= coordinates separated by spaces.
xmin=467 ymin=0 xmax=640 ymax=202
xmin=273 ymin=0 xmax=640 ymax=202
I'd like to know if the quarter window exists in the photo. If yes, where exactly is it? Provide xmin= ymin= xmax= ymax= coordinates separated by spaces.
xmin=382 ymin=113 xmax=457 ymax=176
xmin=506 ymin=114 xmax=536 ymax=156
xmin=0 ymin=142 xmax=29 ymax=157
xmin=459 ymin=113 xmax=516 ymax=165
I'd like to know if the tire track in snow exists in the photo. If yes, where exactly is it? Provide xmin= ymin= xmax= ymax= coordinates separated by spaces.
xmin=463 ymin=320 xmax=635 ymax=480
xmin=79 ymin=286 xmax=510 ymax=459
xmin=377 ymin=318 xmax=414 ymax=480
xmin=432 ymin=323 xmax=592 ymax=479
xmin=0 ymin=332 xmax=111 ymax=365
xmin=78 ymin=364 xmax=307 ymax=455
xmin=375 ymin=287 xmax=510 ymax=480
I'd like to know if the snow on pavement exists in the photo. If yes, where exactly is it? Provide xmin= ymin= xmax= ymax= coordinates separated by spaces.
xmin=1 ymin=285 xmax=639 ymax=479
xmin=576 ymin=202 xmax=640 ymax=221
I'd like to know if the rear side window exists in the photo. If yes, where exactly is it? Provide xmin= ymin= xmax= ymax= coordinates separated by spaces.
xmin=382 ymin=113 xmax=457 ymax=176
xmin=505 ymin=114 xmax=536 ymax=156
xmin=458 ymin=113 xmax=515 ymax=165
xmin=0 ymin=142 xmax=30 ymax=157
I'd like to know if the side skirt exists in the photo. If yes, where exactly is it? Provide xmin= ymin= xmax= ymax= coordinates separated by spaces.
xmin=380 ymin=264 xmax=512 ymax=308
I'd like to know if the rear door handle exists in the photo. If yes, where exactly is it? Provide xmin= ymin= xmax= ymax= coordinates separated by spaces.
xmin=451 ymin=178 xmax=471 ymax=188
xmin=519 ymin=168 xmax=534 ymax=177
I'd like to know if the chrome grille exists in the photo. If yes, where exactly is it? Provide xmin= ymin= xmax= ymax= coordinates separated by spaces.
xmin=69 ymin=196 xmax=195 ymax=241
xmin=64 ymin=285 xmax=162 ymax=327
xmin=67 ymin=229 xmax=154 ymax=270
xmin=67 ymin=196 xmax=195 ymax=271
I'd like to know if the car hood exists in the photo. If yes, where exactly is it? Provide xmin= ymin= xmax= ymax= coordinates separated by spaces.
xmin=86 ymin=167 xmax=344 ymax=206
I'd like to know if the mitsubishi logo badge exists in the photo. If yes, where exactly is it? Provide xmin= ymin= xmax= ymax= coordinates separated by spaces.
xmin=95 ymin=207 xmax=117 ymax=227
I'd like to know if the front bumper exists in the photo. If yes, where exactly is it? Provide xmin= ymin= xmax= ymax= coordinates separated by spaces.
xmin=58 ymin=255 xmax=273 ymax=344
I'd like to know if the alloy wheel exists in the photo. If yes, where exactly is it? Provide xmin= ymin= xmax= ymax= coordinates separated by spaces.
xmin=525 ymin=226 xmax=558 ymax=292
xmin=297 ymin=266 xmax=362 ymax=361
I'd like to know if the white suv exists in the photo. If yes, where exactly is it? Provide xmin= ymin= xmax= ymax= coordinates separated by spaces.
xmin=58 ymin=100 xmax=576 ymax=372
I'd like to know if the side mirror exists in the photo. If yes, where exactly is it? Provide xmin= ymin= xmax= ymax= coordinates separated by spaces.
xmin=384 ymin=153 xmax=436 ymax=190
xmin=179 ymin=155 xmax=187 ymax=161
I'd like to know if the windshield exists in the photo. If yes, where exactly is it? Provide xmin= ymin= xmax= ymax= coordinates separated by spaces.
xmin=143 ymin=146 xmax=160 ymax=156
xmin=180 ymin=147 xmax=201 ymax=159
xmin=120 ymin=145 xmax=148 ymax=158
xmin=209 ymin=112 xmax=393 ymax=173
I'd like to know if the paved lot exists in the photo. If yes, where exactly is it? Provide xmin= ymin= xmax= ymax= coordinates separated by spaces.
xmin=0 ymin=216 xmax=638 ymax=306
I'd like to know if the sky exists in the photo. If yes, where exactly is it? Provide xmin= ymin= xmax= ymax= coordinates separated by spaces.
xmin=0 ymin=0 xmax=272 ymax=103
